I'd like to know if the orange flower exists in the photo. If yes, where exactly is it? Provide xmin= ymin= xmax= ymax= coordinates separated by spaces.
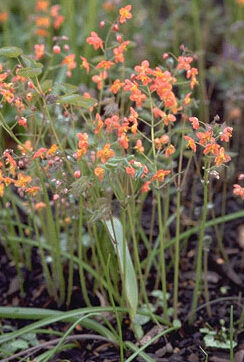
xmin=97 ymin=144 xmax=115 ymax=163
xmin=130 ymin=90 xmax=147 ymax=107
xmin=18 ymin=117 xmax=27 ymax=127
xmin=236 ymin=0 xmax=244 ymax=5
xmin=126 ymin=165 xmax=135 ymax=178
xmin=35 ymin=28 xmax=49 ymax=37
xmin=214 ymin=147 xmax=231 ymax=167
xmin=80 ymin=56 xmax=90 ymax=73
xmin=134 ymin=139 xmax=144 ymax=153
xmin=35 ymin=202 xmax=46 ymax=210
xmin=233 ymin=184 xmax=244 ymax=199
xmin=165 ymin=144 xmax=175 ymax=157
xmin=4 ymin=151 xmax=17 ymax=176
xmin=18 ymin=140 xmax=33 ymax=155
xmin=141 ymin=180 xmax=151 ymax=193
xmin=163 ymin=113 xmax=176 ymax=126
xmin=126 ymin=160 xmax=148 ymax=179
xmin=86 ymin=31 xmax=103 ymax=50
xmin=36 ymin=16 xmax=50 ymax=28
xmin=113 ymin=41 xmax=130 ymax=63
xmin=152 ymin=169 xmax=170 ymax=182
xmin=94 ymin=113 xmax=103 ymax=134
xmin=184 ymin=136 xmax=196 ymax=152
xmin=110 ymin=79 xmax=125 ymax=94
xmin=103 ymin=1 xmax=115 ymax=11
xmin=177 ymin=56 xmax=193 ymax=71
xmin=203 ymin=143 xmax=220 ymax=155
xmin=220 ymin=127 xmax=233 ymax=142
xmin=34 ymin=44 xmax=45 ymax=60
xmin=76 ymin=133 xmax=89 ymax=159
xmin=92 ymin=71 xmax=107 ymax=90
xmin=53 ymin=15 xmax=64 ymax=29
xmin=183 ymin=92 xmax=192 ymax=105
xmin=94 ymin=167 xmax=105 ymax=182
xmin=186 ymin=67 xmax=198 ymax=89
xmin=153 ymin=107 xmax=166 ymax=119
xmin=154 ymin=135 xmax=170 ymax=150
xmin=96 ymin=60 xmax=114 ymax=70
xmin=0 ymin=72 xmax=8 ymax=82
xmin=0 ymin=183 xmax=4 ymax=197
xmin=129 ymin=107 xmax=139 ymax=134
xmin=0 ymin=11 xmax=8 ymax=23
xmin=35 ymin=1 xmax=49 ymax=11
xmin=47 ymin=144 xmax=58 ymax=156
xmin=50 ymin=4 xmax=60 ymax=17
xmin=134 ymin=60 xmax=152 ymax=86
xmin=150 ymin=70 xmax=178 ymax=113
xmin=105 ymin=115 xmax=120 ymax=133
xmin=118 ymin=133 xmax=129 ymax=149
xmin=189 ymin=116 xmax=199 ymax=130
xmin=25 ymin=186 xmax=40 ymax=195
xmin=33 ymin=147 xmax=47 ymax=159
xmin=119 ymin=5 xmax=132 ymax=23
xmin=15 ymin=173 xmax=32 ymax=188
xmin=196 ymin=130 xmax=214 ymax=145
xmin=62 ymin=54 xmax=76 ymax=71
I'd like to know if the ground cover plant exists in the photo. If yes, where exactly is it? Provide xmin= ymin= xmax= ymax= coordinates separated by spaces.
xmin=0 ymin=1 xmax=244 ymax=361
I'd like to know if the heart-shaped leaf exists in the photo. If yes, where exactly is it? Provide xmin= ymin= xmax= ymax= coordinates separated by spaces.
xmin=0 ymin=47 xmax=23 ymax=58
xmin=18 ymin=67 xmax=42 ymax=78
xmin=21 ymin=55 xmax=43 ymax=69
xmin=58 ymin=94 xmax=96 ymax=109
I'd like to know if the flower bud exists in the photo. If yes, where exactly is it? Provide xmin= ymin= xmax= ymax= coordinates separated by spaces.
xmin=74 ymin=170 xmax=81 ymax=179
xmin=53 ymin=45 xmax=61 ymax=54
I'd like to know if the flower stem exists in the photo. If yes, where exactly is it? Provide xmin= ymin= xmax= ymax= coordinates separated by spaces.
xmin=189 ymin=161 xmax=209 ymax=323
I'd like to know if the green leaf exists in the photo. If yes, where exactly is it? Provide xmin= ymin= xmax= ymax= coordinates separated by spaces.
xmin=21 ymin=55 xmax=43 ymax=69
xmin=173 ymin=319 xmax=181 ymax=328
xmin=18 ymin=67 xmax=42 ymax=78
xmin=41 ymin=79 xmax=53 ymax=92
xmin=53 ymin=82 xmax=78 ymax=95
xmin=0 ymin=306 xmax=118 ymax=344
xmin=203 ymin=335 xmax=237 ymax=349
xmin=2 ymin=339 xmax=28 ymax=354
xmin=0 ymin=47 xmax=23 ymax=58
xmin=104 ymin=217 xmax=138 ymax=319
xmin=58 ymin=94 xmax=96 ymax=109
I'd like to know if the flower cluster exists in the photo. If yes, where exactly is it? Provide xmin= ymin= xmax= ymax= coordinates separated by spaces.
xmin=0 ymin=4 xmax=236 ymax=210
xmin=34 ymin=0 xmax=64 ymax=37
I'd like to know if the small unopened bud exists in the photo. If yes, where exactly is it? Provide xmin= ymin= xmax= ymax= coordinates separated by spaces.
xmin=18 ymin=160 xmax=24 ymax=168
xmin=116 ymin=34 xmax=122 ymax=43
xmin=74 ymin=170 xmax=81 ymax=179
xmin=99 ymin=20 xmax=105 ymax=28
xmin=53 ymin=194 xmax=59 ymax=201
xmin=26 ymin=92 xmax=33 ymax=101
xmin=63 ymin=44 xmax=69 ymax=52
xmin=112 ymin=23 xmax=119 ymax=32
xmin=18 ymin=117 xmax=27 ymax=127
xmin=28 ymin=81 xmax=34 ymax=89
xmin=53 ymin=45 xmax=61 ymax=54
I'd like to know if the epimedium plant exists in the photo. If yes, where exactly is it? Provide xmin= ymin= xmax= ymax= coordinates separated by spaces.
xmin=0 ymin=3 xmax=242 ymax=344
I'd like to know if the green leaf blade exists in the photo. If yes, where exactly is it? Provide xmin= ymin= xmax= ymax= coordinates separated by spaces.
xmin=104 ymin=217 xmax=138 ymax=319
xmin=0 ymin=47 xmax=23 ymax=58
xmin=58 ymin=94 xmax=96 ymax=109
